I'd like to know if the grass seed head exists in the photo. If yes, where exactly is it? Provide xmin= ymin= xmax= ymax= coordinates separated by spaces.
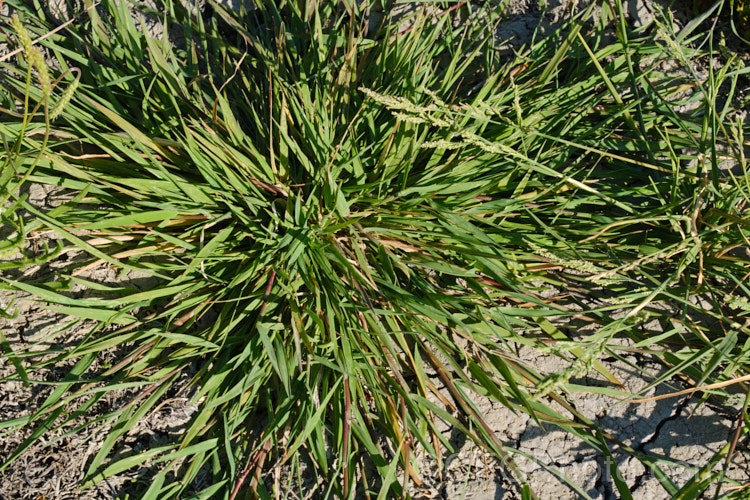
xmin=27 ymin=46 xmax=51 ymax=97
xmin=421 ymin=87 xmax=446 ymax=108
xmin=531 ymin=343 xmax=601 ymax=401
xmin=359 ymin=86 xmax=416 ymax=111
xmin=11 ymin=13 xmax=51 ymax=97
xmin=50 ymin=75 xmax=80 ymax=120
xmin=421 ymin=139 xmax=463 ymax=149
xmin=10 ymin=13 xmax=33 ymax=57
xmin=393 ymin=112 xmax=428 ymax=124
xmin=526 ymin=240 xmax=599 ymax=273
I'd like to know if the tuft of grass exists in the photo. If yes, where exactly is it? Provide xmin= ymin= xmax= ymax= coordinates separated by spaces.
xmin=0 ymin=0 xmax=749 ymax=498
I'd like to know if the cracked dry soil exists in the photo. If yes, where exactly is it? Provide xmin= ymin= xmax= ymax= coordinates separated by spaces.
xmin=2 ymin=0 xmax=750 ymax=498
xmin=419 ymin=345 xmax=750 ymax=499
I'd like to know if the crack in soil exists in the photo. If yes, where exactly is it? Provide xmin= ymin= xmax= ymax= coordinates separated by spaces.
xmin=628 ymin=397 xmax=692 ymax=494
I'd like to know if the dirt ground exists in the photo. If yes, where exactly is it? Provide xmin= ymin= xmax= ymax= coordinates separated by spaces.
xmin=1 ymin=0 xmax=749 ymax=499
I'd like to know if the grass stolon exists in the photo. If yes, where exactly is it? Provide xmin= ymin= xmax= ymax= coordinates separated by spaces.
xmin=1 ymin=0 xmax=750 ymax=498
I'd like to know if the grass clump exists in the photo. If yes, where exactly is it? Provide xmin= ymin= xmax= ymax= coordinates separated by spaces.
xmin=0 ymin=0 xmax=749 ymax=498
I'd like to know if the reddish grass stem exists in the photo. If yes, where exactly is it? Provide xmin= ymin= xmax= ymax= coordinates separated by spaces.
xmin=258 ymin=270 xmax=277 ymax=317
xmin=229 ymin=439 xmax=272 ymax=500
xmin=228 ymin=269 xmax=277 ymax=499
